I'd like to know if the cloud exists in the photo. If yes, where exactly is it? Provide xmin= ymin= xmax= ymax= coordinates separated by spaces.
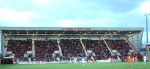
xmin=0 ymin=8 xmax=32 ymax=20
xmin=0 ymin=7 xmax=43 ymax=26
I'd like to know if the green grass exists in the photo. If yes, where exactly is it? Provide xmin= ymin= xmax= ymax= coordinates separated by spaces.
xmin=0 ymin=62 xmax=150 ymax=69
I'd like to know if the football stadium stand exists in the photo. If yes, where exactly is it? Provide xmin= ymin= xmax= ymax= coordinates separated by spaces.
xmin=0 ymin=27 xmax=144 ymax=64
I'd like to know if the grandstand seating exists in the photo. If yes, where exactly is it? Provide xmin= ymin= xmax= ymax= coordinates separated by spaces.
xmin=34 ymin=40 xmax=59 ymax=61
xmin=105 ymin=40 xmax=132 ymax=57
xmin=60 ymin=39 xmax=85 ymax=60
xmin=6 ymin=39 xmax=134 ymax=61
xmin=7 ymin=39 xmax=32 ymax=61
xmin=82 ymin=39 xmax=111 ymax=60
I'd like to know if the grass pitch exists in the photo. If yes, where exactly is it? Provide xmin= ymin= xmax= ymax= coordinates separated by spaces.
xmin=0 ymin=62 xmax=149 ymax=69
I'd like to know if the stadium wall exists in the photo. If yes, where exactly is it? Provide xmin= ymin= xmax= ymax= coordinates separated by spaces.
xmin=128 ymin=32 xmax=143 ymax=51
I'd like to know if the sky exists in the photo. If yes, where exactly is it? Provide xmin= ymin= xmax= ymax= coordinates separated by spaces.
xmin=0 ymin=0 xmax=150 ymax=44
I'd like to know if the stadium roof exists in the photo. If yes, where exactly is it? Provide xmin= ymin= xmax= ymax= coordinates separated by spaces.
xmin=0 ymin=27 xmax=143 ymax=35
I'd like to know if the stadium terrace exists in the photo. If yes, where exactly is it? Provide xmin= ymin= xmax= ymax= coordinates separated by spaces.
xmin=0 ymin=27 xmax=144 ymax=64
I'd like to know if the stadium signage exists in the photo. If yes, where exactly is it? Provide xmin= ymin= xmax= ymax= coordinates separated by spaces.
xmin=62 ymin=28 xmax=91 ymax=31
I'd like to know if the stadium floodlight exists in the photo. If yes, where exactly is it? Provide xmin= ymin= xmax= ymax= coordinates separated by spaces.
xmin=145 ymin=14 xmax=150 ymax=43
xmin=140 ymin=1 xmax=150 ymax=43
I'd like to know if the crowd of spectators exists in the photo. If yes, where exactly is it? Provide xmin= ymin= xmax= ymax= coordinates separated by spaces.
xmin=82 ymin=39 xmax=111 ymax=60
xmin=60 ymin=39 xmax=85 ymax=60
xmin=6 ymin=38 xmax=137 ymax=61
xmin=34 ymin=40 xmax=59 ymax=61
xmin=7 ymin=39 xmax=32 ymax=61
xmin=105 ymin=40 xmax=132 ymax=57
